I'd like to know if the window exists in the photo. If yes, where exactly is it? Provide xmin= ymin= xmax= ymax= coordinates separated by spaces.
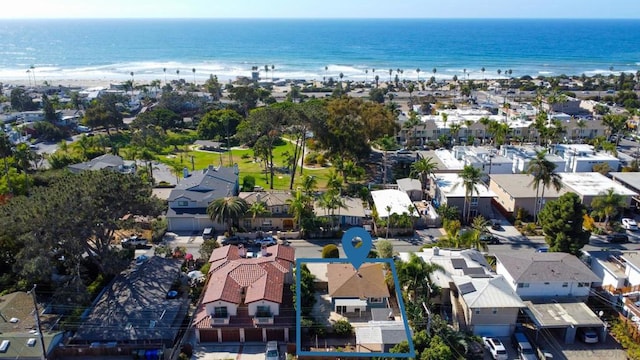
xmin=492 ymin=308 xmax=498 ymax=314
xmin=562 ymin=282 xmax=569 ymax=288
xmin=475 ymin=309 xmax=481 ymax=315
xmin=578 ymin=282 xmax=590 ymax=288
xmin=177 ymin=200 xmax=188 ymax=206
xmin=369 ymin=297 xmax=383 ymax=303
xmin=213 ymin=306 xmax=228 ymax=318
xmin=256 ymin=305 xmax=271 ymax=317
xmin=517 ymin=283 xmax=529 ymax=288
xmin=243 ymin=219 xmax=252 ymax=228
xmin=470 ymin=197 xmax=478 ymax=207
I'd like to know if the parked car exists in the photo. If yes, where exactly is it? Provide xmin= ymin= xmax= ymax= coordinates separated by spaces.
xmin=512 ymin=331 xmax=537 ymax=360
xmin=265 ymin=341 xmax=279 ymax=360
xmin=202 ymin=227 xmax=214 ymax=240
xmin=483 ymin=337 xmax=508 ymax=360
xmin=255 ymin=236 xmax=277 ymax=247
xmin=121 ymin=235 xmax=148 ymax=249
xmin=622 ymin=218 xmax=638 ymax=231
xmin=578 ymin=327 xmax=599 ymax=344
xmin=479 ymin=233 xmax=500 ymax=244
xmin=490 ymin=219 xmax=502 ymax=230
xmin=536 ymin=247 xmax=549 ymax=253
xmin=606 ymin=233 xmax=629 ymax=243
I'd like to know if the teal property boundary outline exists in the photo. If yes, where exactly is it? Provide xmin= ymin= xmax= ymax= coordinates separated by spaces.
xmin=295 ymin=257 xmax=416 ymax=358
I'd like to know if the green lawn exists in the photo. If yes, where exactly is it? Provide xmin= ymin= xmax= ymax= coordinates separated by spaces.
xmin=158 ymin=141 xmax=335 ymax=190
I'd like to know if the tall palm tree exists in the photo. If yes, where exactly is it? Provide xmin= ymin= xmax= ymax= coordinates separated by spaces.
xmin=410 ymin=157 xmax=439 ymax=200
xmin=460 ymin=165 xmax=482 ymax=224
xmin=300 ymin=174 xmax=318 ymax=198
xmin=192 ymin=68 xmax=196 ymax=85
xmin=416 ymin=68 xmax=421 ymax=82
xmin=365 ymin=69 xmax=369 ymax=83
xmin=590 ymin=188 xmax=626 ymax=228
xmin=526 ymin=150 xmax=562 ymax=223
xmin=287 ymin=189 xmax=308 ymax=230
xmin=163 ymin=67 xmax=167 ymax=84
xmin=247 ymin=201 xmax=270 ymax=230
xmin=207 ymin=196 xmax=248 ymax=234
xmin=385 ymin=205 xmax=392 ymax=239
xmin=271 ymin=64 xmax=275 ymax=81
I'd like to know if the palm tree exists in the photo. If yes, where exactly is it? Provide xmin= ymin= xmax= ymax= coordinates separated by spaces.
xmin=460 ymin=165 xmax=482 ymax=224
xmin=247 ymin=201 xmax=270 ymax=230
xmin=526 ymin=150 xmax=562 ymax=223
xmin=176 ymin=69 xmax=180 ymax=80
xmin=385 ymin=205 xmax=392 ymax=239
xmin=271 ymin=64 xmax=275 ymax=81
xmin=287 ymin=189 xmax=308 ymax=230
xmin=207 ymin=196 xmax=248 ymax=234
xmin=410 ymin=157 xmax=439 ymax=200
xmin=324 ymin=66 xmax=328 ymax=84
xmin=300 ymin=175 xmax=317 ymax=198
xmin=591 ymin=188 xmax=626 ymax=228
xmin=396 ymin=253 xmax=443 ymax=303
xmin=30 ymin=65 xmax=36 ymax=85
xmin=192 ymin=68 xmax=196 ymax=85
xmin=365 ymin=69 xmax=369 ymax=83
xmin=416 ymin=68 xmax=421 ymax=82
xmin=389 ymin=68 xmax=393 ymax=83
xmin=163 ymin=67 xmax=167 ymax=84
xmin=481 ymin=67 xmax=486 ymax=82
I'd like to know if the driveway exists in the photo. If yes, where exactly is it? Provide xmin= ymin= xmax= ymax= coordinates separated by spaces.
xmin=193 ymin=343 xmax=282 ymax=360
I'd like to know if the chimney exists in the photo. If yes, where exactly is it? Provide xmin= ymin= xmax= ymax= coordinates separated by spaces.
xmin=208 ymin=165 xmax=216 ymax=172
xmin=183 ymin=167 xmax=189 ymax=178
xmin=433 ymin=246 xmax=440 ymax=256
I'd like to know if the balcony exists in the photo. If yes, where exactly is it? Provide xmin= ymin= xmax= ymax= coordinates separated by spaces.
xmin=210 ymin=314 xmax=230 ymax=325
xmin=253 ymin=309 xmax=274 ymax=325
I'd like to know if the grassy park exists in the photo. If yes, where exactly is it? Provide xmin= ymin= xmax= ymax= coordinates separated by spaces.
xmin=159 ymin=140 xmax=335 ymax=190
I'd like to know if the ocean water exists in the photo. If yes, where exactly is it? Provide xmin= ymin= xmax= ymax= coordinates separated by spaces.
xmin=0 ymin=18 xmax=639 ymax=83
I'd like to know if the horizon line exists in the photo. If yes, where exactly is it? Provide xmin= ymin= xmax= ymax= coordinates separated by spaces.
xmin=1 ymin=17 xmax=640 ymax=20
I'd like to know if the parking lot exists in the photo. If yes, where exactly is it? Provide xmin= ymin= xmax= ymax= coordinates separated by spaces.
xmin=192 ymin=343 xmax=286 ymax=360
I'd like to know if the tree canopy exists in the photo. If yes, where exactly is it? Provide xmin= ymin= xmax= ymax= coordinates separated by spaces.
xmin=0 ymin=170 xmax=163 ymax=293
xmin=538 ymin=192 xmax=591 ymax=255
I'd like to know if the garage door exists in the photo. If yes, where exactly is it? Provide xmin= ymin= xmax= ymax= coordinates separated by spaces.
xmin=199 ymin=329 xmax=219 ymax=343
xmin=266 ymin=328 xmax=285 ymax=342
xmin=473 ymin=325 xmax=512 ymax=337
xmin=245 ymin=328 xmax=263 ymax=342
xmin=221 ymin=329 xmax=241 ymax=342
xmin=168 ymin=217 xmax=195 ymax=232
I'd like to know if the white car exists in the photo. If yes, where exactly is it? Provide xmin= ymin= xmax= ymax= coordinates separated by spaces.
xmin=254 ymin=236 xmax=277 ymax=247
xmin=482 ymin=337 xmax=508 ymax=360
xmin=622 ymin=218 xmax=638 ymax=231
xmin=265 ymin=341 xmax=279 ymax=360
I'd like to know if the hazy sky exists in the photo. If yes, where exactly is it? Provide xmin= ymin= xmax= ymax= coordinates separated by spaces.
xmin=2 ymin=0 xmax=639 ymax=19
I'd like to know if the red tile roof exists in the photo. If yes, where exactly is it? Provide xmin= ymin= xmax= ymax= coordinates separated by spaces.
xmin=202 ymin=244 xmax=294 ymax=305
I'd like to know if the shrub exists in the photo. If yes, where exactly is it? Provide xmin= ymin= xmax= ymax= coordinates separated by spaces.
xmin=322 ymin=244 xmax=339 ymax=258
xmin=333 ymin=319 xmax=353 ymax=336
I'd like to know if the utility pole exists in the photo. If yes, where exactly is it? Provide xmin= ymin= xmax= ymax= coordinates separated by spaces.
xmin=29 ymin=285 xmax=47 ymax=360
xmin=422 ymin=302 xmax=432 ymax=335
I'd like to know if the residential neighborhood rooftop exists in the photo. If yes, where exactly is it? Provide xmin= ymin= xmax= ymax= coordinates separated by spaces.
xmin=327 ymin=263 xmax=390 ymax=299
xmin=72 ymin=256 xmax=186 ymax=344
xmin=434 ymin=173 xmax=496 ymax=198
xmin=371 ymin=189 xmax=418 ymax=218
xmin=203 ymin=244 xmax=295 ymax=305
xmin=523 ymin=301 xmax=605 ymax=328
xmin=489 ymin=173 xmax=566 ymax=198
xmin=496 ymin=252 xmax=599 ymax=283
xmin=399 ymin=248 xmax=492 ymax=289
xmin=559 ymin=172 xmax=638 ymax=197
xmin=452 ymin=275 xmax=525 ymax=308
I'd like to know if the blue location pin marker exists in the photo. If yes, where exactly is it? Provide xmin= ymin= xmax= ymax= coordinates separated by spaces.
xmin=341 ymin=227 xmax=373 ymax=271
